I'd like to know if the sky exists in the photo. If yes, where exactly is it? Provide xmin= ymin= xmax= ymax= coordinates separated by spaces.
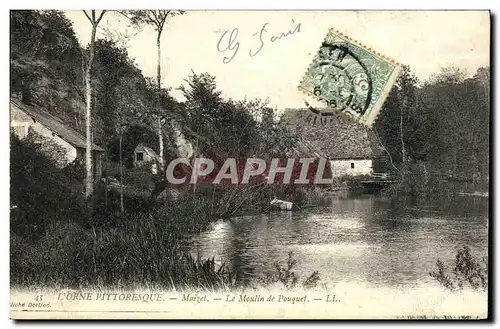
xmin=64 ymin=10 xmax=490 ymax=109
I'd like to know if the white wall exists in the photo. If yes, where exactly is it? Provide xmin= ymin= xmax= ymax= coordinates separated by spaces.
xmin=134 ymin=151 xmax=155 ymax=165
xmin=11 ymin=105 xmax=78 ymax=163
xmin=330 ymin=159 xmax=373 ymax=177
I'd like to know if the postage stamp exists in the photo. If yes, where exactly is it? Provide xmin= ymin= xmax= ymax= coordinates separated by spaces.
xmin=298 ymin=28 xmax=402 ymax=127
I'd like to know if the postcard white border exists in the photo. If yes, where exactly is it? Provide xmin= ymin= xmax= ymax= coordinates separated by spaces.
xmin=2 ymin=1 xmax=497 ymax=328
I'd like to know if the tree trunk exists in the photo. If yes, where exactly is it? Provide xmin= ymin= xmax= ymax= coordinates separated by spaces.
xmin=193 ymin=135 xmax=199 ymax=194
xmin=104 ymin=178 xmax=108 ymax=207
xmin=84 ymin=13 xmax=98 ymax=198
xmin=373 ymin=125 xmax=400 ymax=173
xmin=156 ymin=32 xmax=164 ymax=170
xmin=156 ymin=31 xmax=168 ymax=203
xmin=119 ymin=134 xmax=124 ymax=213
xmin=85 ymin=48 xmax=94 ymax=197
xmin=400 ymin=98 xmax=407 ymax=164
xmin=158 ymin=117 xmax=164 ymax=167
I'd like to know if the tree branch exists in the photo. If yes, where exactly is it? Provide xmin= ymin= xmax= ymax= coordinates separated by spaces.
xmin=83 ymin=10 xmax=92 ymax=23
xmin=96 ymin=10 xmax=107 ymax=25
xmin=159 ymin=10 xmax=170 ymax=31
xmin=373 ymin=125 xmax=400 ymax=173
xmin=118 ymin=10 xmax=131 ymax=20
xmin=150 ymin=11 xmax=161 ymax=29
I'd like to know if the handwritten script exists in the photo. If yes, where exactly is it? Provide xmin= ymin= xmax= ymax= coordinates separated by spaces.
xmin=216 ymin=20 xmax=302 ymax=64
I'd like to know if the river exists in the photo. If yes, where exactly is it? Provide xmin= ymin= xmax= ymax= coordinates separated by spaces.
xmin=189 ymin=193 xmax=489 ymax=290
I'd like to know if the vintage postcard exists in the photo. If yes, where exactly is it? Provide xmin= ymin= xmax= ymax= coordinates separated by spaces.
xmin=9 ymin=10 xmax=490 ymax=319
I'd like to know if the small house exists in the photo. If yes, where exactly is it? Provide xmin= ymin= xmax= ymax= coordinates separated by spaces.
xmin=329 ymin=156 xmax=374 ymax=178
xmin=133 ymin=143 xmax=162 ymax=173
xmin=281 ymin=108 xmax=382 ymax=178
xmin=10 ymin=97 xmax=105 ymax=180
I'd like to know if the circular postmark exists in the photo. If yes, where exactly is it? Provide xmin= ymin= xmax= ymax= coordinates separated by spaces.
xmin=307 ymin=42 xmax=373 ymax=118
xmin=302 ymin=100 xmax=352 ymax=126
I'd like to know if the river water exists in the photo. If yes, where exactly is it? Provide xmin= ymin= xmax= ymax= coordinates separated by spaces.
xmin=188 ymin=193 xmax=489 ymax=290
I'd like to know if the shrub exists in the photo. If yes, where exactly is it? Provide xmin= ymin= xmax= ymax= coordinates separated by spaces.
xmin=342 ymin=175 xmax=369 ymax=193
xmin=429 ymin=246 xmax=488 ymax=292
xmin=260 ymin=252 xmax=321 ymax=290
xmin=10 ymin=133 xmax=88 ymax=240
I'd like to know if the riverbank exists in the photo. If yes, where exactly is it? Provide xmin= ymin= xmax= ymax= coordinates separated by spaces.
xmin=10 ymin=177 xmax=333 ymax=290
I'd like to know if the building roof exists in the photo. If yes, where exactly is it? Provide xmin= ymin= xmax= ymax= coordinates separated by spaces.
xmin=10 ymin=97 xmax=104 ymax=152
xmin=134 ymin=143 xmax=162 ymax=163
xmin=281 ymin=108 xmax=382 ymax=160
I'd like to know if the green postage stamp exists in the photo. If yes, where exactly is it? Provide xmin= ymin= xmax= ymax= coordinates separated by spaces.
xmin=299 ymin=28 xmax=402 ymax=127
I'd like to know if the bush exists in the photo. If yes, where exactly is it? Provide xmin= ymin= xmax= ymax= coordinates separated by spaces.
xmin=383 ymin=162 xmax=472 ymax=202
xmin=342 ymin=175 xmax=370 ymax=193
xmin=124 ymin=166 xmax=155 ymax=192
xmin=10 ymin=133 xmax=88 ymax=240
xmin=102 ymin=160 xmax=155 ymax=192
xmin=260 ymin=252 xmax=321 ymax=290
xmin=102 ymin=159 xmax=121 ymax=179
xmin=429 ymin=246 xmax=488 ymax=292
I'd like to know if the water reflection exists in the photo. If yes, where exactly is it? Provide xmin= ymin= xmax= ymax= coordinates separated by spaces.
xmin=189 ymin=194 xmax=488 ymax=288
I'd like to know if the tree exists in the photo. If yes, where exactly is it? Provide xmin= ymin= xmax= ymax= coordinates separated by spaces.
xmin=10 ymin=11 xmax=84 ymax=124
xmin=417 ymin=66 xmax=489 ymax=183
xmin=92 ymin=39 xmax=152 ymax=146
xmin=113 ymin=75 xmax=149 ymax=213
xmin=91 ymin=35 xmax=153 ymax=212
xmin=179 ymin=72 xmax=255 ymax=158
xmin=397 ymin=66 xmax=418 ymax=164
xmin=121 ymin=10 xmax=186 ymax=170
xmin=179 ymin=72 xmax=297 ymax=160
xmin=83 ymin=10 xmax=106 ymax=197
xmin=375 ymin=65 xmax=418 ymax=167
xmin=377 ymin=65 xmax=490 ymax=197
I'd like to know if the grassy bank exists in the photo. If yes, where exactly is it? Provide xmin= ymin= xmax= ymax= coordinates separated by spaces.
xmin=11 ymin=184 xmax=325 ymax=290
xmin=11 ymin=138 xmax=328 ymax=289
xmin=380 ymin=161 xmax=489 ymax=204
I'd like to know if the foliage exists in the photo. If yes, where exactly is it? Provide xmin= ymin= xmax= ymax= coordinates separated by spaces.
xmin=10 ymin=133 xmax=88 ymax=240
xmin=375 ymin=65 xmax=418 ymax=164
xmin=24 ymin=129 xmax=69 ymax=167
xmin=11 ymin=219 xmax=238 ymax=290
xmin=302 ymin=271 xmax=322 ymax=289
xmin=376 ymin=65 xmax=490 ymax=198
xmin=416 ymin=67 xmax=489 ymax=184
xmin=429 ymin=246 xmax=488 ymax=292
xmin=92 ymin=40 xmax=143 ymax=143
xmin=11 ymin=10 xmax=85 ymax=123
xmin=178 ymin=71 xmax=298 ymax=159
xmin=260 ymin=252 xmax=321 ymax=290
xmin=121 ymin=10 xmax=186 ymax=34
xmin=10 ymin=11 xmax=161 ymax=158
xmin=342 ymin=175 xmax=370 ymax=193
